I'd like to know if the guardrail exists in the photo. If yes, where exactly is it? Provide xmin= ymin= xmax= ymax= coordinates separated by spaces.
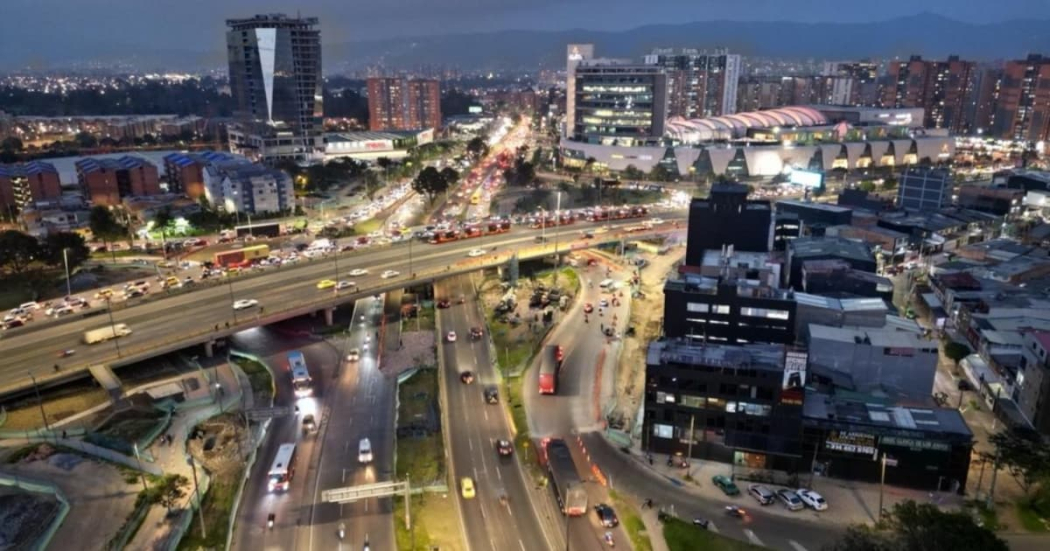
xmin=1 ymin=225 xmax=682 ymax=398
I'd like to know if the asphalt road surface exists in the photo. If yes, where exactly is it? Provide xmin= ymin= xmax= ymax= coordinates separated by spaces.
xmin=435 ymin=276 xmax=550 ymax=551
xmin=229 ymin=297 xmax=395 ymax=551
xmin=0 ymin=214 xmax=686 ymax=394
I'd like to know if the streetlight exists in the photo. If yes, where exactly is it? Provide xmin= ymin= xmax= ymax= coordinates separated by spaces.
xmin=104 ymin=297 xmax=122 ymax=357
xmin=27 ymin=371 xmax=49 ymax=431
xmin=553 ymin=191 xmax=562 ymax=286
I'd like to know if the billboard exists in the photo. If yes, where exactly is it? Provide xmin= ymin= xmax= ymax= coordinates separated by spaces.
xmin=825 ymin=431 xmax=878 ymax=458
xmin=780 ymin=351 xmax=807 ymax=405
xmin=789 ymin=169 xmax=825 ymax=189
xmin=468 ymin=106 xmax=483 ymax=114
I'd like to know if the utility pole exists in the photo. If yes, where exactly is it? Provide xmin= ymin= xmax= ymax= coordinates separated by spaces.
xmin=685 ymin=414 xmax=695 ymax=476
xmin=986 ymin=451 xmax=1000 ymax=509
xmin=27 ymin=372 xmax=49 ymax=431
xmin=189 ymin=457 xmax=207 ymax=539
xmin=553 ymin=191 xmax=561 ymax=287
xmin=878 ymin=452 xmax=887 ymax=522
xmin=62 ymin=248 xmax=72 ymax=297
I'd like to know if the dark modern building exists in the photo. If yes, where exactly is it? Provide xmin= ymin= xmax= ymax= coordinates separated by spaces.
xmin=570 ymin=61 xmax=668 ymax=146
xmin=897 ymin=167 xmax=952 ymax=212
xmin=785 ymin=237 xmax=877 ymax=290
xmin=685 ymin=183 xmax=773 ymax=266
xmin=774 ymin=212 xmax=801 ymax=251
xmin=226 ymin=14 xmax=324 ymax=165
xmin=837 ymin=188 xmax=894 ymax=213
xmin=644 ymin=339 xmax=805 ymax=471
xmin=775 ymin=200 xmax=853 ymax=233
xmin=800 ymin=259 xmax=893 ymax=301
xmin=955 ymin=185 xmax=1023 ymax=216
xmin=802 ymin=390 xmax=973 ymax=493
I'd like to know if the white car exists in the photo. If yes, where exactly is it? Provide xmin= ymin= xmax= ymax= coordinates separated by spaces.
xmin=796 ymin=488 xmax=828 ymax=511
xmin=349 ymin=269 xmax=368 ymax=277
xmin=232 ymin=299 xmax=259 ymax=310
xmin=336 ymin=280 xmax=355 ymax=290
xmin=347 ymin=348 xmax=360 ymax=362
xmin=358 ymin=438 xmax=373 ymax=463
xmin=467 ymin=248 xmax=486 ymax=257
xmin=381 ymin=270 xmax=400 ymax=279
xmin=50 ymin=306 xmax=75 ymax=317
xmin=446 ymin=331 xmax=457 ymax=342
xmin=649 ymin=217 xmax=664 ymax=225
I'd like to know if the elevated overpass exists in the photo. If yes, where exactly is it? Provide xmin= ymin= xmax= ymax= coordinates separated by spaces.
xmin=0 ymin=215 xmax=685 ymax=397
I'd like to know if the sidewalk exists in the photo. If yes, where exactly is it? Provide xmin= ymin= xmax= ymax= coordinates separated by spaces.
xmin=625 ymin=447 xmax=965 ymax=527
xmin=126 ymin=361 xmax=250 ymax=551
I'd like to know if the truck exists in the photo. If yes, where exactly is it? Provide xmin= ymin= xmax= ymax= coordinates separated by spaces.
xmin=83 ymin=323 xmax=132 ymax=344
xmin=545 ymin=439 xmax=588 ymax=516
xmin=537 ymin=345 xmax=564 ymax=395
xmin=236 ymin=221 xmax=281 ymax=238
xmin=213 ymin=244 xmax=270 ymax=268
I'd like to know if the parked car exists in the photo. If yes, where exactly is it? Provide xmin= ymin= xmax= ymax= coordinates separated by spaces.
xmin=776 ymin=489 xmax=804 ymax=511
xmin=796 ymin=488 xmax=828 ymax=511
xmin=748 ymin=484 xmax=775 ymax=505
xmin=712 ymin=475 xmax=740 ymax=496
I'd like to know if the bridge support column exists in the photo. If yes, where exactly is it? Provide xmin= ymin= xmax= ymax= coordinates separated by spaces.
xmin=324 ymin=308 xmax=335 ymax=327
xmin=204 ymin=340 xmax=215 ymax=358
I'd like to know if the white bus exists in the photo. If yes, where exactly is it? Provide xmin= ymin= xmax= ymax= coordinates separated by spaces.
xmin=288 ymin=351 xmax=313 ymax=397
xmin=267 ymin=443 xmax=297 ymax=492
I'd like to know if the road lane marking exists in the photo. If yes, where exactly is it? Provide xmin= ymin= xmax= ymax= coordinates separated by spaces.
xmin=789 ymin=541 xmax=809 ymax=551
xmin=342 ymin=468 xmax=346 ymax=483
xmin=706 ymin=521 xmax=719 ymax=533
xmin=496 ymin=466 xmax=502 ymax=481
xmin=518 ymin=539 xmax=525 ymax=551
xmin=468 ymin=438 xmax=474 ymax=452
xmin=744 ymin=529 xmax=763 ymax=547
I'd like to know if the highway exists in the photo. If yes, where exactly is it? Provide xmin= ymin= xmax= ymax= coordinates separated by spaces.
xmin=435 ymin=276 xmax=550 ymax=551
xmin=0 ymin=214 xmax=686 ymax=395
xmin=230 ymin=296 xmax=395 ymax=551
xmin=524 ymin=253 xmax=841 ymax=551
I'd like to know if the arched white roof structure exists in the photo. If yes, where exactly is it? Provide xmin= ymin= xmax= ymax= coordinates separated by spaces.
xmin=665 ymin=106 xmax=828 ymax=144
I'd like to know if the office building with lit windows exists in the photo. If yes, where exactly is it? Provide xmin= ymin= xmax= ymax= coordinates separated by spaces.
xmin=569 ymin=61 xmax=668 ymax=146
xmin=643 ymin=48 xmax=740 ymax=119
xmin=367 ymin=77 xmax=442 ymax=131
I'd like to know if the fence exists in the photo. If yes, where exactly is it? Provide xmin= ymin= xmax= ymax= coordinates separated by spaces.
xmin=223 ymin=351 xmax=273 ymax=551
xmin=0 ymin=472 xmax=71 ymax=551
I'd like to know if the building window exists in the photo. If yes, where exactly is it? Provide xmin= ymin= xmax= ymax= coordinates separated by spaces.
xmin=706 ymin=397 xmax=725 ymax=410
xmin=681 ymin=395 xmax=705 ymax=408
xmin=687 ymin=303 xmax=710 ymax=313
xmin=653 ymin=424 xmax=674 ymax=439
xmin=656 ymin=391 xmax=676 ymax=404
xmin=713 ymin=304 xmax=731 ymax=314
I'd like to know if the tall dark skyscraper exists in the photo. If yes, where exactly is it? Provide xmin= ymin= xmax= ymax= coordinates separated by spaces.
xmin=226 ymin=14 xmax=324 ymax=165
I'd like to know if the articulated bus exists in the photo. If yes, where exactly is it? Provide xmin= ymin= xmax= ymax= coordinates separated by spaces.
xmin=537 ymin=344 xmax=564 ymax=395
xmin=267 ymin=443 xmax=298 ymax=492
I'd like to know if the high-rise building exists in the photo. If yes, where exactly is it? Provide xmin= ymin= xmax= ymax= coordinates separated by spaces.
xmin=76 ymin=156 xmax=161 ymax=207
xmin=970 ymin=67 xmax=1002 ymax=134
xmin=685 ymin=183 xmax=774 ymax=264
xmin=367 ymin=77 xmax=442 ymax=131
xmin=989 ymin=54 xmax=1050 ymax=142
xmin=564 ymin=44 xmax=595 ymax=138
xmin=897 ymin=167 xmax=952 ymax=212
xmin=225 ymin=14 xmax=323 ymax=165
xmin=0 ymin=161 xmax=62 ymax=211
xmin=822 ymin=61 xmax=880 ymax=106
xmin=570 ymin=61 xmax=668 ymax=146
xmin=881 ymin=55 xmax=976 ymax=134
xmin=643 ymin=49 xmax=741 ymax=119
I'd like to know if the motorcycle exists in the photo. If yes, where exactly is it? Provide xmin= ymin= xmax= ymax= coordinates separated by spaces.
xmin=603 ymin=531 xmax=615 ymax=547
xmin=693 ymin=517 xmax=710 ymax=529
xmin=267 ymin=513 xmax=275 ymax=530
xmin=338 ymin=522 xmax=346 ymax=540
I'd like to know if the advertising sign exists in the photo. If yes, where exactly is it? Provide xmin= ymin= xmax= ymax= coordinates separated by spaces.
xmin=825 ymin=431 xmax=878 ymax=458
xmin=780 ymin=351 xmax=807 ymax=405
xmin=788 ymin=169 xmax=825 ymax=189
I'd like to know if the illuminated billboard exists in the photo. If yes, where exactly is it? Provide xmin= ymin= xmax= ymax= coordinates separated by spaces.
xmin=789 ymin=169 xmax=825 ymax=189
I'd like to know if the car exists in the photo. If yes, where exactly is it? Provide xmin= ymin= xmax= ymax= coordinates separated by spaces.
xmin=712 ymin=475 xmax=740 ymax=496
xmin=594 ymin=504 xmax=619 ymax=527
xmin=302 ymin=414 xmax=318 ymax=435
xmin=467 ymin=248 xmax=486 ymax=257
xmin=232 ymin=299 xmax=259 ymax=310
xmin=349 ymin=268 xmax=369 ymax=277
xmin=584 ymin=303 xmax=594 ymax=314
xmin=460 ymin=371 xmax=475 ymax=384
xmin=94 ymin=289 xmax=114 ymax=300
xmin=650 ymin=217 xmax=664 ymax=225
xmin=316 ymin=279 xmax=337 ymax=289
xmin=50 ymin=306 xmax=75 ymax=317
xmin=483 ymin=386 xmax=499 ymax=404
xmin=123 ymin=288 xmax=145 ymax=299
xmin=496 ymin=439 xmax=513 ymax=456
xmin=347 ymin=348 xmax=360 ymax=362
xmin=777 ymin=489 xmax=804 ymax=511
xmin=796 ymin=488 xmax=828 ymax=511
xmin=358 ymin=438 xmax=373 ymax=463
xmin=3 ymin=319 xmax=25 ymax=330
xmin=748 ymin=484 xmax=775 ymax=506
xmin=470 ymin=326 xmax=483 ymax=339
xmin=460 ymin=477 xmax=476 ymax=499
xmin=381 ymin=270 xmax=400 ymax=279
xmin=437 ymin=299 xmax=451 ymax=309
xmin=446 ymin=331 xmax=457 ymax=342
xmin=336 ymin=280 xmax=355 ymax=290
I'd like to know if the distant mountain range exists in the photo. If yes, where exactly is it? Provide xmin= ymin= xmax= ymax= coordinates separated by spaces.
xmin=330 ymin=13 xmax=1050 ymax=71
xmin=6 ymin=13 xmax=1050 ymax=73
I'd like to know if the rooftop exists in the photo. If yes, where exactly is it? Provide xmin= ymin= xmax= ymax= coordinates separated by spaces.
xmin=647 ymin=339 xmax=786 ymax=373
xmin=803 ymin=390 xmax=973 ymax=438
xmin=807 ymin=324 xmax=933 ymax=349
xmin=0 ymin=161 xmax=58 ymax=178
xmin=777 ymin=199 xmax=852 ymax=214
xmin=789 ymin=237 xmax=873 ymax=263
xmin=794 ymin=293 xmax=887 ymax=313
xmin=75 ymin=155 xmax=152 ymax=173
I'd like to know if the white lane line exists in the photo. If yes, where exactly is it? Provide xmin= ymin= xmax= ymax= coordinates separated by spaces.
xmin=468 ymin=438 xmax=474 ymax=452
xmin=341 ymin=468 xmax=346 ymax=483
xmin=706 ymin=521 xmax=719 ymax=533
xmin=789 ymin=540 xmax=809 ymax=551
xmin=518 ymin=539 xmax=525 ymax=551
xmin=496 ymin=466 xmax=502 ymax=481
xmin=484 ymin=409 xmax=489 ymax=421
xmin=744 ymin=529 xmax=764 ymax=547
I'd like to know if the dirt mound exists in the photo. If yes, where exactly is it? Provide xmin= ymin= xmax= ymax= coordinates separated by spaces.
xmin=187 ymin=415 xmax=247 ymax=478
xmin=0 ymin=490 xmax=60 ymax=550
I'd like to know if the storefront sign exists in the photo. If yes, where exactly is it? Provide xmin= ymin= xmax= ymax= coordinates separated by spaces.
xmin=880 ymin=436 xmax=951 ymax=452
xmin=825 ymin=431 xmax=877 ymax=458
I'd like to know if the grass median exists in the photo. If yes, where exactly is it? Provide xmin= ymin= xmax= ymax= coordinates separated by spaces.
xmin=394 ymin=368 xmax=443 ymax=548
xmin=176 ymin=468 xmax=241 ymax=550
xmin=608 ymin=489 xmax=653 ymax=551
xmin=663 ymin=516 xmax=764 ymax=551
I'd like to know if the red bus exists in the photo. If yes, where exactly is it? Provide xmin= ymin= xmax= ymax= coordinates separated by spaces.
xmin=537 ymin=345 xmax=564 ymax=395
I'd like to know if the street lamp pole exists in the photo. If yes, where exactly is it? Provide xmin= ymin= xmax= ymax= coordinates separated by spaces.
xmin=878 ymin=452 xmax=887 ymax=522
xmin=28 ymin=371 xmax=49 ymax=431
xmin=62 ymin=248 xmax=72 ymax=298
xmin=105 ymin=297 xmax=122 ymax=357
xmin=226 ymin=277 xmax=237 ymax=323
xmin=554 ymin=191 xmax=562 ymax=286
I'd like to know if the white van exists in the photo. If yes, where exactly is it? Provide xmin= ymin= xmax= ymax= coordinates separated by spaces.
xmin=599 ymin=279 xmax=615 ymax=290
xmin=358 ymin=438 xmax=373 ymax=463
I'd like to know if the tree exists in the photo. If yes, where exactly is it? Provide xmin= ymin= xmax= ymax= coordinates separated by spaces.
xmin=439 ymin=167 xmax=460 ymax=188
xmin=156 ymin=474 xmax=189 ymax=514
xmin=1 ymin=137 xmax=23 ymax=152
xmin=622 ymin=165 xmax=644 ymax=181
xmin=152 ymin=207 xmax=174 ymax=259
xmin=989 ymin=427 xmax=1050 ymax=497
xmin=74 ymin=131 xmax=98 ymax=148
xmin=41 ymin=231 xmax=90 ymax=271
xmin=89 ymin=206 xmax=126 ymax=260
xmin=943 ymin=342 xmax=970 ymax=365
xmin=466 ymin=137 xmax=488 ymax=160
xmin=362 ymin=170 xmax=382 ymax=201
xmin=858 ymin=181 xmax=877 ymax=193
xmin=411 ymin=166 xmax=451 ymax=203
xmin=648 ymin=164 xmax=674 ymax=182
xmin=0 ymin=230 xmax=40 ymax=275
xmin=882 ymin=176 xmax=899 ymax=190
xmin=825 ymin=500 xmax=1008 ymax=551
xmin=583 ymin=157 xmax=597 ymax=172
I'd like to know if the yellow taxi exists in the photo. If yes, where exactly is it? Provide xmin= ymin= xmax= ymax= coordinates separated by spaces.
xmin=460 ymin=477 xmax=476 ymax=499
xmin=316 ymin=279 xmax=337 ymax=290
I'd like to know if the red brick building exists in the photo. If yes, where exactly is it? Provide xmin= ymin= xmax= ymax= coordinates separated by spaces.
xmin=882 ymin=55 xmax=976 ymax=134
xmin=76 ymin=156 xmax=160 ymax=206
xmin=0 ymin=161 xmax=63 ymax=211
xmin=989 ymin=54 xmax=1050 ymax=142
xmin=367 ymin=77 xmax=442 ymax=131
